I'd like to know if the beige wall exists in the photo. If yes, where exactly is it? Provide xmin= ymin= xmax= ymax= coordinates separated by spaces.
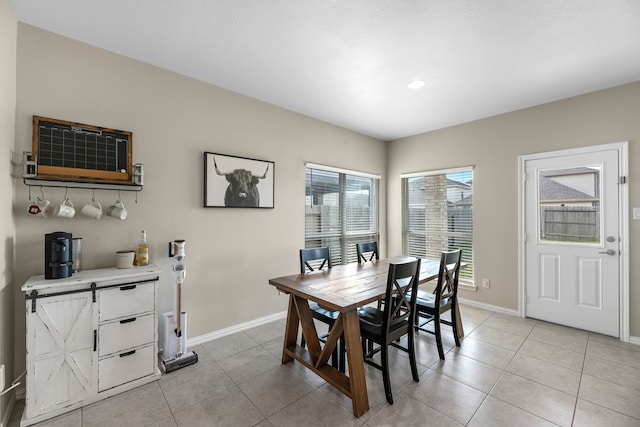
xmin=387 ymin=82 xmax=640 ymax=336
xmin=12 ymin=25 xmax=386 ymax=371
xmin=0 ymin=0 xmax=16 ymax=422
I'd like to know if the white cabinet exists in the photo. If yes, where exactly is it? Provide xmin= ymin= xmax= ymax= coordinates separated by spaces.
xmin=21 ymin=266 xmax=161 ymax=427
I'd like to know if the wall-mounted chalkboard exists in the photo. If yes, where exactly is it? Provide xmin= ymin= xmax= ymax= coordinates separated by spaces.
xmin=32 ymin=116 xmax=133 ymax=184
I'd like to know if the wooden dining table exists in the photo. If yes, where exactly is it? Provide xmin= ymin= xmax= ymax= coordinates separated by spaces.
xmin=267 ymin=256 xmax=464 ymax=417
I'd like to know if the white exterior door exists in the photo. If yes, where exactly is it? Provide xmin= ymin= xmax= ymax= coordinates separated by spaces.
xmin=26 ymin=291 xmax=98 ymax=418
xmin=524 ymin=148 xmax=620 ymax=337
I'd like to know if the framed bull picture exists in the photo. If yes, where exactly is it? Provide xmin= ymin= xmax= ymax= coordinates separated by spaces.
xmin=204 ymin=152 xmax=275 ymax=208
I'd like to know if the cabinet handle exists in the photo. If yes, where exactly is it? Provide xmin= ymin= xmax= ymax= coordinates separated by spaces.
xmin=119 ymin=350 xmax=136 ymax=357
xmin=120 ymin=285 xmax=137 ymax=291
xmin=120 ymin=317 xmax=137 ymax=324
xmin=93 ymin=330 xmax=97 ymax=352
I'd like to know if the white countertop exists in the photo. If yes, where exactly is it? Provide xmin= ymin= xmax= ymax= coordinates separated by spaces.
xmin=22 ymin=265 xmax=162 ymax=293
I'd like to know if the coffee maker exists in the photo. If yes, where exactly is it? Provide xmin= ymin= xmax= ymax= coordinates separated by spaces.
xmin=45 ymin=232 xmax=73 ymax=279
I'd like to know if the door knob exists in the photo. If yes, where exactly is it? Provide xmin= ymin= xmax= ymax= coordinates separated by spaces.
xmin=598 ymin=249 xmax=616 ymax=256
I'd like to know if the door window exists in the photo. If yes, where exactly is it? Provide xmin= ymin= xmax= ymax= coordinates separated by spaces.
xmin=537 ymin=166 xmax=601 ymax=245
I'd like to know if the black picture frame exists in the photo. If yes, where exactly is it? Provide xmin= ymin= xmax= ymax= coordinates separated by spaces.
xmin=204 ymin=152 xmax=275 ymax=208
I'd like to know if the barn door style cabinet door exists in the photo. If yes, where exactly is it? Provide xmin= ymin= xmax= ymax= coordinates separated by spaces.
xmin=21 ymin=266 xmax=161 ymax=427
xmin=26 ymin=291 xmax=98 ymax=417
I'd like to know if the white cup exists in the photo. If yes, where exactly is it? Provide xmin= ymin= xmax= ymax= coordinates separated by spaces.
xmin=116 ymin=250 xmax=136 ymax=268
xmin=53 ymin=199 xmax=75 ymax=218
xmin=27 ymin=198 xmax=51 ymax=217
xmin=81 ymin=200 xmax=103 ymax=220
xmin=106 ymin=201 xmax=127 ymax=220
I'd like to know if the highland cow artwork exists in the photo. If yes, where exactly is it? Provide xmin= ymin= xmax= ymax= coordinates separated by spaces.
xmin=204 ymin=152 xmax=274 ymax=208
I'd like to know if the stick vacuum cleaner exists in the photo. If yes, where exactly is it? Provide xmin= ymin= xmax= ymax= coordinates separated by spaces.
xmin=160 ymin=239 xmax=198 ymax=372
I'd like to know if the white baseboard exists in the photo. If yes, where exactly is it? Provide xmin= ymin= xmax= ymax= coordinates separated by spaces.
xmin=457 ymin=297 xmax=519 ymax=317
xmin=628 ymin=336 xmax=640 ymax=346
xmin=187 ymin=311 xmax=287 ymax=347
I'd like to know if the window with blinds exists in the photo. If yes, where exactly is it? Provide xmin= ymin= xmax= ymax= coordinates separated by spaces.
xmin=305 ymin=165 xmax=380 ymax=265
xmin=402 ymin=167 xmax=474 ymax=283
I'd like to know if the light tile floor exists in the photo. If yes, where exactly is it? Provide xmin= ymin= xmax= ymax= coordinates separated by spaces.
xmin=8 ymin=304 xmax=640 ymax=426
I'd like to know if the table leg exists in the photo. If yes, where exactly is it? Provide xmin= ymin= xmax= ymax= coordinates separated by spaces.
xmin=282 ymin=294 xmax=299 ymax=364
xmin=342 ymin=310 xmax=369 ymax=417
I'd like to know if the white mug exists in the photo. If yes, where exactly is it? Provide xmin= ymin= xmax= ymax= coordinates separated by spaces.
xmin=81 ymin=200 xmax=103 ymax=220
xmin=106 ymin=201 xmax=127 ymax=220
xmin=53 ymin=199 xmax=75 ymax=218
xmin=27 ymin=198 xmax=51 ymax=217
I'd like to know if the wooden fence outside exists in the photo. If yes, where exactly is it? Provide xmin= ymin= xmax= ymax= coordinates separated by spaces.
xmin=540 ymin=205 xmax=600 ymax=243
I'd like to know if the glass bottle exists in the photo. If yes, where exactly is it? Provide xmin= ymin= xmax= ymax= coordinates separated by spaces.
xmin=72 ymin=237 xmax=82 ymax=273
xmin=136 ymin=230 xmax=149 ymax=266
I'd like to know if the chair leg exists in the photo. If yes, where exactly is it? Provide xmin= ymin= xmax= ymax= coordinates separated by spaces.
xmin=451 ymin=303 xmax=461 ymax=347
xmin=434 ymin=314 xmax=445 ymax=360
xmin=381 ymin=343 xmax=393 ymax=404
xmin=407 ymin=328 xmax=419 ymax=382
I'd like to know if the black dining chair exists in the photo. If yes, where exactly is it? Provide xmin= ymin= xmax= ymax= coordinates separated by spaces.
xmin=356 ymin=241 xmax=379 ymax=263
xmin=356 ymin=242 xmax=383 ymax=310
xmin=299 ymin=247 xmax=341 ymax=369
xmin=358 ymin=257 xmax=421 ymax=404
xmin=413 ymin=250 xmax=462 ymax=360
xmin=300 ymin=247 xmax=332 ymax=273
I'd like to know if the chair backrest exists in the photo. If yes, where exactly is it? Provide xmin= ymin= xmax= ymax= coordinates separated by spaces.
xmin=300 ymin=247 xmax=332 ymax=274
xmin=434 ymin=250 xmax=462 ymax=306
xmin=356 ymin=242 xmax=379 ymax=263
xmin=382 ymin=258 xmax=421 ymax=334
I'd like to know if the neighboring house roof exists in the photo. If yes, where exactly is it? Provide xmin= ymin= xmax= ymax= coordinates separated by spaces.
xmin=539 ymin=176 xmax=596 ymax=202
xmin=452 ymin=194 xmax=473 ymax=206
xmin=448 ymin=178 xmax=471 ymax=188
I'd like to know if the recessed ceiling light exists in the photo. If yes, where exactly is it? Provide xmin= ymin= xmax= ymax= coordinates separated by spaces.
xmin=408 ymin=80 xmax=426 ymax=89
xmin=407 ymin=80 xmax=426 ymax=90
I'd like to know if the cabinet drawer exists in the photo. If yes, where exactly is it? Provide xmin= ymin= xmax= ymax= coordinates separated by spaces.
xmin=98 ymin=344 xmax=155 ymax=392
xmin=99 ymin=282 xmax=155 ymax=321
xmin=99 ymin=314 xmax=154 ymax=356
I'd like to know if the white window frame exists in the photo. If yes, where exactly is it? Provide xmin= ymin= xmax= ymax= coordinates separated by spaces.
xmin=305 ymin=163 xmax=380 ymax=265
xmin=401 ymin=166 xmax=475 ymax=289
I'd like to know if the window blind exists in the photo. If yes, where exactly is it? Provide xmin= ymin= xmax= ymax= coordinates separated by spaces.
xmin=305 ymin=166 xmax=379 ymax=265
xmin=402 ymin=168 xmax=474 ymax=282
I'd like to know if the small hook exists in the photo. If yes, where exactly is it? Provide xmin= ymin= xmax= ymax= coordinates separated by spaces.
xmin=135 ymin=191 xmax=138 ymax=204
xmin=64 ymin=187 xmax=69 ymax=200
xmin=39 ymin=186 xmax=45 ymax=200
xmin=28 ymin=185 xmax=32 ymax=201
xmin=117 ymin=190 xmax=122 ymax=203
xmin=92 ymin=189 xmax=96 ymax=203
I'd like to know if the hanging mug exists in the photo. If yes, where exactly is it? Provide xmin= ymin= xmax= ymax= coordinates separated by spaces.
xmin=53 ymin=199 xmax=75 ymax=218
xmin=106 ymin=201 xmax=127 ymax=220
xmin=27 ymin=198 xmax=51 ymax=217
xmin=81 ymin=200 xmax=103 ymax=220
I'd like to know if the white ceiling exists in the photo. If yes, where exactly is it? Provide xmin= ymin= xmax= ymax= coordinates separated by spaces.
xmin=10 ymin=0 xmax=640 ymax=141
